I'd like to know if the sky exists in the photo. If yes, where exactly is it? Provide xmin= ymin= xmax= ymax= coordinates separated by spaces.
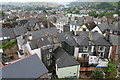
xmin=0 ymin=0 xmax=76 ymax=3
xmin=0 ymin=0 xmax=119 ymax=3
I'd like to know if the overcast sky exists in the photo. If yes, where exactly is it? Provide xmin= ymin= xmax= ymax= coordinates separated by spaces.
xmin=0 ymin=0 xmax=119 ymax=2
xmin=0 ymin=0 xmax=76 ymax=3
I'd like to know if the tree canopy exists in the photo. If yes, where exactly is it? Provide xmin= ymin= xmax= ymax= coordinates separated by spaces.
xmin=92 ymin=68 xmax=103 ymax=78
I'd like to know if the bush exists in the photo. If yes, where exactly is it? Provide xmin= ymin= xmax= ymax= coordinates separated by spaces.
xmin=92 ymin=68 xmax=103 ymax=78
xmin=1 ymin=39 xmax=17 ymax=51
xmin=107 ymin=61 xmax=117 ymax=78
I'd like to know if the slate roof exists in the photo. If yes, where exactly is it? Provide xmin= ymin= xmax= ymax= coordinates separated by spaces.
xmin=2 ymin=54 xmax=48 ymax=78
xmin=64 ymin=34 xmax=78 ymax=46
xmin=57 ymin=18 xmax=68 ymax=24
xmin=1 ymin=28 xmax=15 ymax=40
xmin=93 ymin=18 xmax=101 ymax=23
xmin=50 ymin=32 xmax=66 ymax=43
xmin=32 ymin=27 xmax=57 ymax=40
xmin=73 ymin=36 xmax=89 ymax=46
xmin=13 ymin=27 xmax=25 ymax=37
xmin=35 ymin=21 xmax=55 ymax=29
xmin=70 ymin=17 xmax=84 ymax=26
xmin=50 ymin=32 xmax=78 ymax=46
xmin=18 ymin=19 xmax=28 ymax=25
xmin=28 ymin=19 xmax=38 ymax=28
xmin=85 ymin=22 xmax=97 ymax=31
xmin=109 ymin=22 xmax=119 ymax=31
xmin=93 ymin=37 xmax=111 ymax=46
xmin=30 ymin=36 xmax=51 ymax=50
xmin=109 ymin=34 xmax=120 ymax=54
xmin=77 ymin=17 xmax=84 ymax=25
xmin=84 ymin=16 xmax=93 ymax=23
xmin=74 ymin=31 xmax=111 ymax=46
xmin=98 ymin=22 xmax=109 ymax=33
xmin=53 ymin=47 xmax=80 ymax=68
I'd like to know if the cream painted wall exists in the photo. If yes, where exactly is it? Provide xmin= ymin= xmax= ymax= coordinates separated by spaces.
xmin=57 ymin=65 xmax=80 ymax=78
xmin=79 ymin=25 xmax=89 ymax=31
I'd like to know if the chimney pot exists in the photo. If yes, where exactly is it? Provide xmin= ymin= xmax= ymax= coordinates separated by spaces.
xmin=28 ymin=34 xmax=32 ymax=40
xmin=46 ymin=32 xmax=49 ymax=37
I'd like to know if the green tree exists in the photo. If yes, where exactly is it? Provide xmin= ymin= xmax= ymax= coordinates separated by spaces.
xmin=75 ymin=10 xmax=79 ymax=14
xmin=107 ymin=61 xmax=117 ymax=78
xmin=88 ymin=11 xmax=98 ymax=18
xmin=92 ymin=68 xmax=103 ymax=78
xmin=43 ymin=10 xmax=47 ymax=14
xmin=0 ymin=11 xmax=6 ymax=17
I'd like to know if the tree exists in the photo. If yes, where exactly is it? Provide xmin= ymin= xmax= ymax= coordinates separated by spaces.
xmin=43 ymin=10 xmax=47 ymax=14
xmin=0 ymin=11 xmax=6 ymax=17
xmin=88 ymin=11 xmax=98 ymax=18
xmin=75 ymin=10 xmax=79 ymax=14
xmin=92 ymin=68 xmax=103 ymax=78
xmin=107 ymin=61 xmax=117 ymax=78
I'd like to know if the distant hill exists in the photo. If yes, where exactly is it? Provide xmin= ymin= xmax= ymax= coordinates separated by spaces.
xmin=67 ymin=2 xmax=89 ymax=6
xmin=92 ymin=2 xmax=118 ymax=9
xmin=32 ymin=2 xmax=59 ymax=7
xmin=68 ymin=2 xmax=118 ymax=9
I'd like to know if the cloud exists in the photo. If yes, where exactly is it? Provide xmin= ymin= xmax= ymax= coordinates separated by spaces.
xmin=76 ymin=0 xmax=119 ymax=2
xmin=0 ymin=0 xmax=75 ymax=3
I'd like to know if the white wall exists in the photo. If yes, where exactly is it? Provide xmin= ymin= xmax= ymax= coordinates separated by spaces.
xmin=25 ymin=42 xmax=32 ymax=54
xmin=89 ymin=56 xmax=98 ymax=64
xmin=32 ymin=48 xmax=41 ymax=59
xmin=91 ymin=46 xmax=94 ymax=52
xmin=56 ymin=64 xmax=58 ymax=76
xmin=70 ymin=24 xmax=81 ymax=31
xmin=79 ymin=53 xmax=89 ymax=58
xmin=108 ymin=46 xmax=112 ymax=59
xmin=25 ymin=41 xmax=41 ymax=59
xmin=97 ymin=59 xmax=108 ymax=67
xmin=74 ymin=47 xmax=79 ymax=59
xmin=92 ymin=26 xmax=103 ymax=34
xmin=57 ymin=65 xmax=80 ymax=78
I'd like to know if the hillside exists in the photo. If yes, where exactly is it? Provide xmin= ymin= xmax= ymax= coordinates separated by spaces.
xmin=68 ymin=2 xmax=118 ymax=10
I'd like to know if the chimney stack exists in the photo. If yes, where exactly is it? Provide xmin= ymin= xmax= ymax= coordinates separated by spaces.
xmin=74 ymin=26 xmax=77 ymax=36
xmin=47 ymin=20 xmax=50 ymax=28
xmin=53 ymin=34 xmax=58 ymax=44
xmin=46 ymin=32 xmax=52 ymax=44
xmin=28 ymin=33 xmax=32 ymax=40
xmin=89 ymin=31 xmax=93 ymax=41
xmin=46 ymin=32 xmax=49 ymax=37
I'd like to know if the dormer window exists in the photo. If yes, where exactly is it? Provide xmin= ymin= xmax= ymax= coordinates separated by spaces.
xmin=83 ymin=46 xmax=88 ymax=52
xmin=98 ymin=46 xmax=105 ymax=52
